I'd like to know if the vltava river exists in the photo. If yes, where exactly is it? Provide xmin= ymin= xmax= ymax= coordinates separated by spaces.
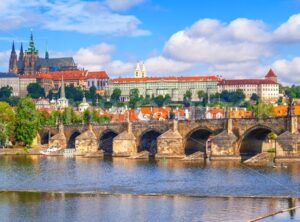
xmin=0 ymin=156 xmax=299 ymax=221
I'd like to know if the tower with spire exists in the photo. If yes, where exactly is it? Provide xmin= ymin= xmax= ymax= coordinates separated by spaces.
xmin=134 ymin=61 xmax=147 ymax=78
xmin=17 ymin=43 xmax=25 ymax=74
xmin=265 ymin=68 xmax=278 ymax=83
xmin=8 ymin=41 xmax=18 ymax=74
xmin=56 ymin=75 xmax=69 ymax=110
xmin=24 ymin=31 xmax=39 ymax=75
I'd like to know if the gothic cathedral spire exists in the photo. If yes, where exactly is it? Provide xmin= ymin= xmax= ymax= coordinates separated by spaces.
xmin=8 ymin=41 xmax=18 ymax=74
xmin=19 ymin=42 xmax=24 ymax=61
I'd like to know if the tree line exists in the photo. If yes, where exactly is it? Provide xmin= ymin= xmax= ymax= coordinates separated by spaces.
xmin=0 ymin=97 xmax=111 ymax=148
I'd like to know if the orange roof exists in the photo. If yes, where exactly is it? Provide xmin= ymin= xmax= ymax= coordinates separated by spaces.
xmin=111 ymin=76 xmax=220 ymax=83
xmin=265 ymin=69 xmax=277 ymax=78
xmin=20 ymin=70 xmax=108 ymax=80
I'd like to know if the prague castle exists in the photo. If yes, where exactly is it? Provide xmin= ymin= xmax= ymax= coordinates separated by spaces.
xmin=8 ymin=32 xmax=77 ymax=75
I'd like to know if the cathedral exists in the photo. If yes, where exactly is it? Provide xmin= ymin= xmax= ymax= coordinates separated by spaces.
xmin=8 ymin=32 xmax=77 ymax=75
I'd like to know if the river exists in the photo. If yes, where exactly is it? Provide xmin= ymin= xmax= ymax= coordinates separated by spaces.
xmin=0 ymin=155 xmax=299 ymax=221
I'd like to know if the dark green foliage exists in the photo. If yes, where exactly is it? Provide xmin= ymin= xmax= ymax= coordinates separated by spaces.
xmin=284 ymin=85 xmax=300 ymax=98
xmin=0 ymin=86 xmax=12 ymax=100
xmin=110 ymin=88 xmax=121 ymax=105
xmin=250 ymin=93 xmax=260 ymax=104
xmin=15 ymin=97 xmax=39 ymax=146
xmin=219 ymin=89 xmax=245 ymax=104
xmin=0 ymin=102 xmax=15 ymax=146
xmin=183 ymin=90 xmax=192 ymax=107
xmin=86 ymin=86 xmax=97 ymax=105
xmin=27 ymin=83 xmax=45 ymax=98
xmin=64 ymin=85 xmax=84 ymax=102
xmin=277 ymin=96 xmax=283 ymax=105
xmin=128 ymin=88 xmax=140 ymax=109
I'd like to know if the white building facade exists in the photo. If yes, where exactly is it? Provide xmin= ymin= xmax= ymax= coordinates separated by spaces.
xmin=218 ymin=69 xmax=279 ymax=102
xmin=0 ymin=72 xmax=20 ymax=96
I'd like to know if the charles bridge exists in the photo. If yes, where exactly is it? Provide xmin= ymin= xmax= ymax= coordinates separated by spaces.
xmin=39 ymin=115 xmax=300 ymax=160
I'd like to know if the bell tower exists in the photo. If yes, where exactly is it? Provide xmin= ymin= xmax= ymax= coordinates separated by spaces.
xmin=24 ymin=31 xmax=39 ymax=75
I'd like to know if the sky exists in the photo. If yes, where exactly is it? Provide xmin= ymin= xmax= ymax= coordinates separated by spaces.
xmin=1 ymin=0 xmax=300 ymax=84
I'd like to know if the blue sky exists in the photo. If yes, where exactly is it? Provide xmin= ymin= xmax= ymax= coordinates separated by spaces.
xmin=1 ymin=0 xmax=300 ymax=84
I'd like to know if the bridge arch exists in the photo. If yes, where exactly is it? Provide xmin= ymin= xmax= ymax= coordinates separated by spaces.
xmin=67 ymin=131 xmax=81 ymax=149
xmin=40 ymin=132 xmax=55 ymax=145
xmin=99 ymin=130 xmax=118 ymax=155
xmin=138 ymin=129 xmax=161 ymax=156
xmin=185 ymin=127 xmax=213 ymax=155
xmin=239 ymin=125 xmax=276 ymax=159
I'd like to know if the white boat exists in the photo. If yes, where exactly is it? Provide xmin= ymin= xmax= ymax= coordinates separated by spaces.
xmin=40 ymin=145 xmax=62 ymax=155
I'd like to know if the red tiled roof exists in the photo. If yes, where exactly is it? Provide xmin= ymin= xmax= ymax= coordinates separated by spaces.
xmin=218 ymin=79 xmax=277 ymax=85
xmin=87 ymin=71 xmax=108 ymax=79
xmin=19 ymin=70 xmax=108 ymax=80
xmin=111 ymin=76 xmax=220 ymax=83
xmin=265 ymin=69 xmax=277 ymax=78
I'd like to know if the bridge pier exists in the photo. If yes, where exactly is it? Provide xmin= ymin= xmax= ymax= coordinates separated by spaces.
xmin=113 ymin=121 xmax=137 ymax=157
xmin=49 ymin=123 xmax=67 ymax=149
xmin=156 ymin=120 xmax=185 ymax=158
xmin=210 ymin=118 xmax=240 ymax=160
xmin=75 ymin=124 xmax=98 ymax=155
xmin=276 ymin=116 xmax=300 ymax=161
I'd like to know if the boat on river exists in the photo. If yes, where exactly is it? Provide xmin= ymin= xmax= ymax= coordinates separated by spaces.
xmin=39 ymin=145 xmax=62 ymax=155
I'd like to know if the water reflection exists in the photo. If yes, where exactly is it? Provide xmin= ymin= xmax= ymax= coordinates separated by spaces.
xmin=0 ymin=192 xmax=298 ymax=222
xmin=0 ymin=156 xmax=300 ymax=196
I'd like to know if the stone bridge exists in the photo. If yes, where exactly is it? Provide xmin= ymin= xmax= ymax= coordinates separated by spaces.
xmin=39 ymin=116 xmax=300 ymax=160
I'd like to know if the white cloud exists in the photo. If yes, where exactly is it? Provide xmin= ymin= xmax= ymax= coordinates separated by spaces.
xmin=164 ymin=18 xmax=272 ymax=64
xmin=208 ymin=61 xmax=268 ymax=80
xmin=72 ymin=44 xmax=193 ymax=77
xmin=144 ymin=56 xmax=193 ymax=75
xmin=0 ymin=50 xmax=10 ymax=72
xmin=74 ymin=43 xmax=115 ymax=71
xmin=106 ymin=0 xmax=144 ymax=11
xmin=272 ymin=57 xmax=300 ymax=84
xmin=274 ymin=14 xmax=300 ymax=42
xmin=0 ymin=0 xmax=150 ymax=36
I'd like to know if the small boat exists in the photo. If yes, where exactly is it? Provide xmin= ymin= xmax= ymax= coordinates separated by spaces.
xmin=40 ymin=145 xmax=62 ymax=155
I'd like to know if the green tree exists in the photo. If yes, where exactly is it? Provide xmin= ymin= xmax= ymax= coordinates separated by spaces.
xmin=15 ymin=97 xmax=39 ymax=146
xmin=277 ymin=96 xmax=283 ymax=105
xmin=197 ymin=90 xmax=205 ymax=101
xmin=39 ymin=111 xmax=52 ymax=126
xmin=0 ymin=86 xmax=12 ymax=100
xmin=254 ymin=103 xmax=273 ymax=118
xmin=62 ymin=107 xmax=73 ymax=124
xmin=154 ymin=95 xmax=165 ymax=107
xmin=220 ymin=90 xmax=245 ymax=104
xmin=110 ymin=88 xmax=122 ymax=105
xmin=27 ymin=83 xmax=45 ymax=99
xmin=128 ymin=88 xmax=140 ymax=109
xmin=0 ymin=102 xmax=15 ymax=146
xmin=64 ymin=85 xmax=83 ymax=102
xmin=86 ymin=86 xmax=97 ymax=105
xmin=183 ymin=90 xmax=192 ymax=107
xmin=250 ymin=93 xmax=260 ymax=104
xmin=83 ymin=109 xmax=91 ymax=124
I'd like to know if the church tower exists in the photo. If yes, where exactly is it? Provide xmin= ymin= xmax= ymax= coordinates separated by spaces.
xmin=24 ymin=31 xmax=39 ymax=75
xmin=18 ymin=43 xmax=25 ymax=75
xmin=141 ymin=62 xmax=147 ymax=78
xmin=8 ymin=41 xmax=18 ymax=74
xmin=265 ymin=68 xmax=278 ymax=83
xmin=134 ymin=62 xmax=147 ymax=78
